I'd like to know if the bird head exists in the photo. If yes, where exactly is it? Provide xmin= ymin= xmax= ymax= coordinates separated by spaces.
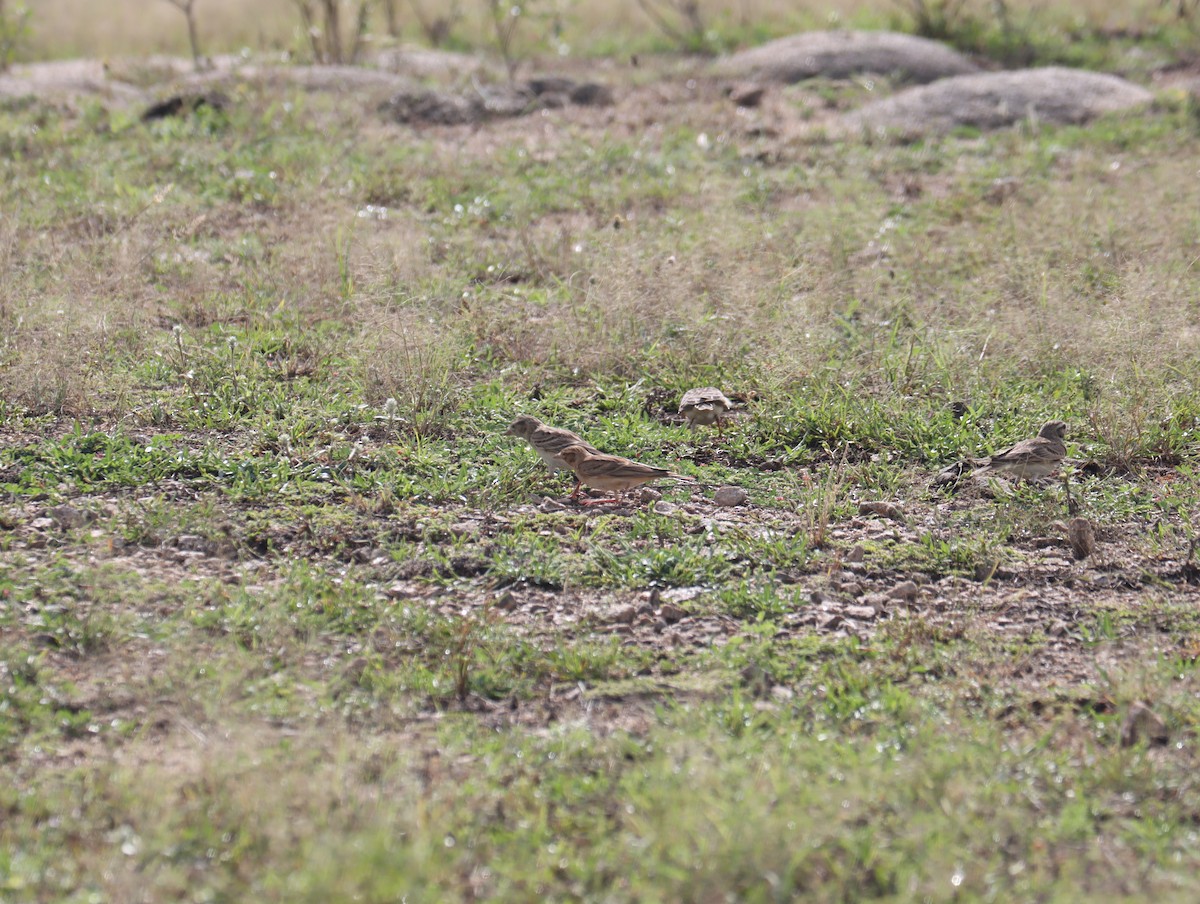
xmin=1040 ymin=420 xmax=1068 ymax=441
xmin=505 ymin=415 xmax=542 ymax=438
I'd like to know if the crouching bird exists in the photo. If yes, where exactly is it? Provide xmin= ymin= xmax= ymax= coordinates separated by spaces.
xmin=974 ymin=420 xmax=1068 ymax=482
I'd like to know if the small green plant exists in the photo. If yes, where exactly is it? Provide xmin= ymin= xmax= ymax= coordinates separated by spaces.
xmin=290 ymin=0 xmax=375 ymax=64
xmin=438 ymin=603 xmax=500 ymax=701
xmin=0 ymin=0 xmax=30 ymax=72
xmin=389 ymin=0 xmax=462 ymax=45
xmin=159 ymin=0 xmax=208 ymax=71
xmin=485 ymin=0 xmax=525 ymax=81
xmin=634 ymin=0 xmax=714 ymax=54
xmin=894 ymin=0 xmax=971 ymax=40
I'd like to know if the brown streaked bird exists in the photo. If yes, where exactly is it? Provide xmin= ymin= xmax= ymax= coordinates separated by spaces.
xmin=558 ymin=444 xmax=693 ymax=505
xmin=974 ymin=420 xmax=1068 ymax=482
xmin=506 ymin=415 xmax=601 ymax=497
xmin=678 ymin=387 xmax=734 ymax=437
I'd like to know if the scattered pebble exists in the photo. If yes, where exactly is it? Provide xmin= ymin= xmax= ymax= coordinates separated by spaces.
xmin=888 ymin=581 xmax=918 ymax=603
xmin=845 ymin=604 xmax=878 ymax=620
xmin=845 ymin=544 xmax=866 ymax=564
xmin=653 ymin=500 xmax=678 ymax=515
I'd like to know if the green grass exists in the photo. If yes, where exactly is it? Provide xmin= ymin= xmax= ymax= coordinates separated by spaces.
xmin=4 ymin=16 xmax=1200 ymax=901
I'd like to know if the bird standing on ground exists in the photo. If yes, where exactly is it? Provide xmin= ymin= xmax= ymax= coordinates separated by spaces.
xmin=974 ymin=420 xmax=1068 ymax=482
xmin=558 ymin=444 xmax=693 ymax=505
xmin=505 ymin=415 xmax=601 ymax=497
xmin=679 ymin=387 xmax=734 ymax=437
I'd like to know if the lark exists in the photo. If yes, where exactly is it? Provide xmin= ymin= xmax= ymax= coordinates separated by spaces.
xmin=558 ymin=444 xmax=693 ymax=505
xmin=679 ymin=387 xmax=734 ymax=437
xmin=506 ymin=415 xmax=601 ymax=497
xmin=975 ymin=420 xmax=1068 ymax=482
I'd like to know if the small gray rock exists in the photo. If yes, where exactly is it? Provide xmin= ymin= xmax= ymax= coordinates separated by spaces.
xmin=888 ymin=581 xmax=919 ymax=603
xmin=713 ymin=486 xmax=749 ymax=507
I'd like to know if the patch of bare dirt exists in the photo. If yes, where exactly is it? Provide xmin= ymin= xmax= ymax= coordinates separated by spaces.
xmin=4 ymin=461 xmax=1199 ymax=747
xmin=842 ymin=66 xmax=1155 ymax=137
xmin=711 ymin=30 xmax=979 ymax=85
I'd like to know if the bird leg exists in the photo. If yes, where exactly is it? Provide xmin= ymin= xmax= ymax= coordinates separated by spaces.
xmin=581 ymin=489 xmax=623 ymax=506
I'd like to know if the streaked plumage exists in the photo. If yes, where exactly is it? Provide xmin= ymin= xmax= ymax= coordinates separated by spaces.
xmin=506 ymin=415 xmax=601 ymax=498
xmin=558 ymin=444 xmax=693 ymax=505
xmin=975 ymin=420 xmax=1068 ymax=482
xmin=506 ymin=415 xmax=599 ymax=470
xmin=678 ymin=386 xmax=734 ymax=436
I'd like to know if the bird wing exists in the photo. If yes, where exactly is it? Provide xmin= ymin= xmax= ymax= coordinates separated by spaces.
xmin=680 ymin=387 xmax=730 ymax=410
xmin=534 ymin=425 xmax=599 ymax=456
xmin=579 ymin=455 xmax=671 ymax=481
xmin=990 ymin=436 xmax=1060 ymax=465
